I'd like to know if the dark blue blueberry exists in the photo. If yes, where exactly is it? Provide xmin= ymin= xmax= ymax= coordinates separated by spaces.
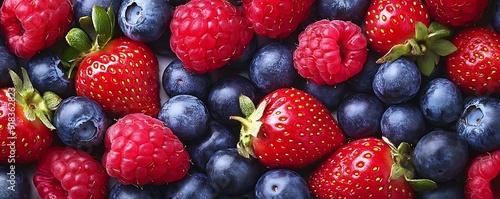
xmin=158 ymin=94 xmax=210 ymax=142
xmin=412 ymin=130 xmax=469 ymax=182
xmin=186 ymin=120 xmax=238 ymax=172
xmin=419 ymin=78 xmax=463 ymax=127
xmin=72 ymin=0 xmax=122 ymax=21
xmin=316 ymin=0 xmax=370 ymax=23
xmin=254 ymin=169 xmax=310 ymax=199
xmin=337 ymin=93 xmax=385 ymax=139
xmin=226 ymin=36 xmax=258 ymax=72
xmin=147 ymin=26 xmax=175 ymax=57
xmin=0 ymin=165 xmax=30 ymax=199
xmin=0 ymin=41 xmax=19 ymax=88
xmin=169 ymin=0 xmax=188 ymax=7
xmin=380 ymin=103 xmax=425 ymax=146
xmin=109 ymin=182 xmax=164 ymax=199
xmin=301 ymin=80 xmax=347 ymax=111
xmin=372 ymin=57 xmax=421 ymax=105
xmin=208 ymin=75 xmax=261 ymax=127
xmin=164 ymin=170 xmax=219 ymax=199
xmin=118 ymin=0 xmax=172 ymax=42
xmin=162 ymin=59 xmax=211 ymax=101
xmin=419 ymin=180 xmax=465 ymax=199
xmin=493 ymin=0 xmax=500 ymax=33
xmin=206 ymin=148 xmax=264 ymax=196
xmin=456 ymin=96 xmax=500 ymax=153
xmin=249 ymin=42 xmax=297 ymax=93
xmin=348 ymin=51 xmax=380 ymax=94
xmin=53 ymin=96 xmax=108 ymax=152
xmin=26 ymin=51 xmax=75 ymax=99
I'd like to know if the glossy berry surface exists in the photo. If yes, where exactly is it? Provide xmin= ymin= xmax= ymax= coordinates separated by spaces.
xmin=337 ymin=92 xmax=385 ymax=139
xmin=254 ymin=169 xmax=310 ymax=199
xmin=0 ymin=165 xmax=30 ymax=199
xmin=380 ymin=103 xmax=425 ymax=146
xmin=347 ymin=51 xmax=380 ymax=94
xmin=464 ymin=149 xmax=500 ymax=199
xmin=0 ymin=41 xmax=19 ymax=87
xmin=165 ymin=170 xmax=219 ymax=199
xmin=424 ymin=0 xmax=489 ymax=27
xmin=419 ymin=78 xmax=463 ymax=127
xmin=316 ymin=0 xmax=370 ymax=23
xmin=372 ymin=57 xmax=421 ymax=104
xmin=118 ymin=0 xmax=172 ymax=42
xmin=109 ymin=182 xmax=164 ymax=199
xmin=301 ymin=80 xmax=347 ymax=111
xmin=72 ymin=0 xmax=122 ymax=21
xmin=162 ymin=58 xmax=212 ymax=100
xmin=419 ymin=180 xmax=465 ymax=199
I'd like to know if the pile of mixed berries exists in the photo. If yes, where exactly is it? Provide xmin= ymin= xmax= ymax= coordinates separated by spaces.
xmin=1 ymin=0 xmax=500 ymax=198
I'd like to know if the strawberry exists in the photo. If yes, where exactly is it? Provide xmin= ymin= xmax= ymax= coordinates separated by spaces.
xmin=0 ymin=0 xmax=73 ymax=58
xmin=64 ymin=6 xmax=160 ymax=118
xmin=242 ymin=0 xmax=315 ymax=39
xmin=230 ymin=87 xmax=346 ymax=169
xmin=464 ymin=149 xmax=500 ymax=199
xmin=424 ymin=0 xmax=490 ymax=27
xmin=308 ymin=137 xmax=436 ymax=199
xmin=446 ymin=27 xmax=500 ymax=95
xmin=0 ymin=68 xmax=61 ymax=164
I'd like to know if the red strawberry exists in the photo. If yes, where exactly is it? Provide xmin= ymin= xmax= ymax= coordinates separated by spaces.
xmin=102 ymin=113 xmax=191 ymax=185
xmin=424 ymin=0 xmax=490 ymax=27
xmin=242 ymin=0 xmax=315 ymax=39
xmin=293 ymin=19 xmax=368 ymax=86
xmin=169 ymin=0 xmax=254 ymax=74
xmin=231 ymin=87 xmax=346 ymax=169
xmin=0 ymin=0 xmax=73 ymax=58
xmin=464 ymin=149 xmax=500 ymax=199
xmin=65 ymin=6 xmax=160 ymax=118
xmin=33 ymin=146 xmax=109 ymax=199
xmin=447 ymin=27 xmax=500 ymax=95
xmin=0 ymin=68 xmax=60 ymax=164
xmin=308 ymin=137 xmax=435 ymax=199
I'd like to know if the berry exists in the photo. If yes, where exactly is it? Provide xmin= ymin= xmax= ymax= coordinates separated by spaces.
xmin=254 ymin=169 xmax=310 ymax=199
xmin=33 ymin=146 xmax=109 ymax=199
xmin=161 ymin=58 xmax=212 ymax=101
xmin=493 ymin=0 xmax=500 ymax=33
xmin=372 ymin=57 xmax=421 ymax=104
xmin=380 ymin=103 xmax=425 ymax=146
xmin=419 ymin=180 xmax=465 ymax=199
xmin=0 ymin=41 xmax=19 ymax=88
xmin=424 ymin=0 xmax=489 ymax=27
xmin=337 ymin=92 xmax=385 ymax=139
xmin=109 ymin=182 xmax=164 ymax=199
xmin=293 ymin=19 xmax=368 ymax=86
xmin=0 ymin=165 xmax=30 ymax=199
xmin=165 ymin=170 xmax=219 ymax=198
xmin=102 ymin=113 xmax=190 ymax=185
xmin=464 ymin=149 xmax=500 ymax=199
xmin=169 ymin=0 xmax=254 ymax=74
xmin=316 ymin=0 xmax=370 ymax=23
xmin=419 ymin=78 xmax=463 ymax=127
xmin=347 ymin=51 xmax=381 ymax=94
xmin=118 ymin=0 xmax=172 ymax=42
xmin=72 ymin=0 xmax=121 ymax=21
xmin=456 ymin=96 xmax=500 ymax=153
xmin=53 ymin=96 xmax=108 ymax=152
xmin=0 ymin=0 xmax=73 ymax=58
xmin=226 ymin=35 xmax=258 ymax=72
xmin=241 ymin=0 xmax=315 ymax=38
xmin=300 ymin=79 xmax=347 ymax=111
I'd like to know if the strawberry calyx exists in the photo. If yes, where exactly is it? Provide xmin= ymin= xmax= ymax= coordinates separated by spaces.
xmin=376 ymin=21 xmax=457 ymax=76
xmin=230 ymin=95 xmax=268 ymax=159
xmin=8 ymin=68 xmax=62 ymax=130
xmin=381 ymin=137 xmax=437 ymax=192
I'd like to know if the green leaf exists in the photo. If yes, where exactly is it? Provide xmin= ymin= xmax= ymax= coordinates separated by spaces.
xmin=376 ymin=43 xmax=411 ymax=64
xmin=66 ymin=28 xmax=92 ymax=52
xmin=428 ymin=22 xmax=454 ymax=40
xmin=61 ymin=46 xmax=82 ymax=63
xmin=107 ymin=5 xmax=116 ymax=38
xmin=416 ymin=51 xmax=439 ymax=76
xmin=406 ymin=178 xmax=437 ymax=192
xmin=43 ymin=91 xmax=62 ymax=110
xmin=92 ymin=5 xmax=112 ymax=47
xmin=79 ymin=16 xmax=97 ymax=41
xmin=427 ymin=39 xmax=457 ymax=56
xmin=239 ymin=95 xmax=256 ymax=118
xmin=415 ymin=22 xmax=428 ymax=41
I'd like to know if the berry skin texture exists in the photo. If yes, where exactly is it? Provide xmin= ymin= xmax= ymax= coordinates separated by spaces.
xmin=169 ymin=0 xmax=254 ymax=74
xmin=293 ymin=19 xmax=368 ymax=86
xmin=102 ymin=113 xmax=190 ymax=185
xmin=446 ymin=27 xmax=500 ymax=96
xmin=33 ymin=146 xmax=109 ymax=199
xmin=424 ymin=0 xmax=489 ymax=27
xmin=464 ymin=149 xmax=500 ymax=199
xmin=0 ymin=0 xmax=73 ymax=58
xmin=242 ymin=0 xmax=315 ymax=38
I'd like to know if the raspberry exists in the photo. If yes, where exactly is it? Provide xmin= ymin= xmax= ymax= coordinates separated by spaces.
xmin=32 ymin=146 xmax=109 ymax=199
xmin=242 ymin=0 xmax=315 ymax=38
xmin=102 ymin=113 xmax=191 ymax=185
xmin=293 ymin=19 xmax=368 ymax=86
xmin=169 ymin=0 xmax=254 ymax=74
xmin=464 ymin=149 xmax=500 ymax=199
xmin=0 ymin=0 xmax=73 ymax=58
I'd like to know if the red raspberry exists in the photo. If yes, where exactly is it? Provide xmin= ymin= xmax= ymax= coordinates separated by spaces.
xmin=424 ymin=0 xmax=489 ymax=27
xmin=169 ymin=0 xmax=254 ymax=74
xmin=293 ymin=19 xmax=368 ymax=86
xmin=102 ymin=113 xmax=191 ymax=185
xmin=33 ymin=146 xmax=108 ymax=199
xmin=242 ymin=0 xmax=314 ymax=38
xmin=464 ymin=149 xmax=500 ymax=199
xmin=0 ymin=0 xmax=73 ymax=58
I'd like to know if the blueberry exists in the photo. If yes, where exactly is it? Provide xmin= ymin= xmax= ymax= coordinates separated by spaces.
xmin=158 ymin=95 xmax=210 ymax=141
xmin=186 ymin=120 xmax=238 ymax=172
xmin=72 ymin=0 xmax=122 ymax=21
xmin=118 ymin=0 xmax=172 ymax=42
xmin=456 ymin=96 xmax=500 ymax=153
xmin=348 ymin=51 xmax=380 ymax=94
xmin=493 ymin=0 xmax=500 ymax=33
xmin=109 ymin=182 xmax=164 ymax=199
xmin=0 ymin=41 xmax=20 ymax=88
xmin=208 ymin=75 xmax=261 ymax=127
xmin=380 ymin=103 xmax=426 ymax=146
xmin=249 ymin=42 xmax=297 ymax=93
xmin=316 ymin=0 xmax=370 ymax=23
xmin=0 ymin=165 xmax=30 ymax=199
xmin=419 ymin=78 xmax=463 ymax=127
xmin=206 ymin=148 xmax=264 ymax=196
xmin=226 ymin=35 xmax=258 ymax=72
xmin=162 ymin=59 xmax=212 ymax=101
xmin=301 ymin=80 xmax=347 ymax=111
xmin=337 ymin=93 xmax=385 ymax=139
xmin=412 ymin=130 xmax=469 ymax=182
xmin=254 ymin=169 xmax=310 ymax=199
xmin=372 ymin=57 xmax=421 ymax=105
xmin=165 ymin=170 xmax=219 ymax=199
xmin=147 ymin=26 xmax=175 ymax=57
xmin=53 ymin=96 xmax=108 ymax=152
xmin=419 ymin=180 xmax=465 ymax=199
xmin=26 ymin=51 xmax=75 ymax=98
